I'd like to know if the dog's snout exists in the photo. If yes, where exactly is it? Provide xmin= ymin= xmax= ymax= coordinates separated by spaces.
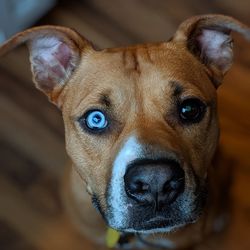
xmin=124 ymin=159 xmax=185 ymax=209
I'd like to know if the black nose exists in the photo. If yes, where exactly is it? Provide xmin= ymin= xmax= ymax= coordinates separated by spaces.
xmin=124 ymin=159 xmax=185 ymax=209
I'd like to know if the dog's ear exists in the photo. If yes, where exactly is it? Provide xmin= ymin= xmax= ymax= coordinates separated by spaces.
xmin=0 ymin=26 xmax=93 ymax=105
xmin=172 ymin=14 xmax=250 ymax=87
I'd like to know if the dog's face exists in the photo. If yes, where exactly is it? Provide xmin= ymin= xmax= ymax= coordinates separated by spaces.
xmin=1 ymin=15 xmax=249 ymax=233
xmin=62 ymin=43 xmax=218 ymax=232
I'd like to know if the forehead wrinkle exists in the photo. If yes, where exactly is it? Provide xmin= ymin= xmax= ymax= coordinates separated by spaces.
xmin=121 ymin=48 xmax=141 ymax=74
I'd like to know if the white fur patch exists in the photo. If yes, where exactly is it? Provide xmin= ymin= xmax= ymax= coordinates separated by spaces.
xmin=108 ymin=136 xmax=142 ymax=228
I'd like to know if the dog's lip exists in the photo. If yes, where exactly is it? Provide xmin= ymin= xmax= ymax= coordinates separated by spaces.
xmin=112 ymin=214 xmax=199 ymax=233
xmin=132 ymin=216 xmax=173 ymax=231
xmin=118 ymin=217 xmax=184 ymax=233
xmin=147 ymin=216 xmax=169 ymax=223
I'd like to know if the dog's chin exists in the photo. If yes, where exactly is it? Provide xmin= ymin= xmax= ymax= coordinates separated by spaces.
xmin=116 ymin=214 xmax=200 ymax=234
xmin=120 ymin=220 xmax=189 ymax=234
xmin=106 ymin=193 xmax=207 ymax=234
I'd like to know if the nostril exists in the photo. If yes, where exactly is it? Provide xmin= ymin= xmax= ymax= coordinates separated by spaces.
xmin=162 ymin=180 xmax=180 ymax=192
xmin=169 ymin=180 xmax=180 ymax=190
xmin=125 ymin=179 xmax=153 ymax=205
xmin=160 ymin=178 xmax=185 ymax=205
xmin=163 ymin=178 xmax=185 ymax=193
xmin=162 ymin=181 xmax=171 ymax=193
xmin=130 ymin=180 xmax=150 ymax=194
xmin=170 ymin=179 xmax=184 ymax=190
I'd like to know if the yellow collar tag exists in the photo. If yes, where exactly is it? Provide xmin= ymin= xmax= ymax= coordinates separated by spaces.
xmin=106 ymin=227 xmax=121 ymax=248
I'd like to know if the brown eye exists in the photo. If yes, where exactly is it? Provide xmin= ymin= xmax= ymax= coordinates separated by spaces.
xmin=179 ymin=98 xmax=206 ymax=123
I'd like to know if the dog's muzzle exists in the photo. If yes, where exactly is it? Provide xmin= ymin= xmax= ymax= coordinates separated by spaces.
xmin=106 ymin=137 xmax=206 ymax=233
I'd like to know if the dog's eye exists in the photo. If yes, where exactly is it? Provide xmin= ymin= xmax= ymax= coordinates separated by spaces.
xmin=79 ymin=110 xmax=108 ymax=132
xmin=179 ymin=98 xmax=206 ymax=123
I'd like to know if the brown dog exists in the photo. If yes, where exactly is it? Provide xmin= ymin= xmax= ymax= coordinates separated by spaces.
xmin=1 ymin=14 xmax=250 ymax=249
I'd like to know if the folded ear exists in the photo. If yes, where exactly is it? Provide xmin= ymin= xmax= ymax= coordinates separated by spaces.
xmin=172 ymin=14 xmax=250 ymax=87
xmin=0 ymin=26 xmax=93 ymax=105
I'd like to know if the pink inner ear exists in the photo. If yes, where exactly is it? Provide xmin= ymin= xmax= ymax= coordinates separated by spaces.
xmin=197 ymin=29 xmax=233 ymax=72
xmin=55 ymin=42 xmax=72 ymax=69
xmin=30 ymin=36 xmax=75 ymax=91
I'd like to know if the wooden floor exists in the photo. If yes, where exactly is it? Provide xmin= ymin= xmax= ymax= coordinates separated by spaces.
xmin=0 ymin=0 xmax=249 ymax=249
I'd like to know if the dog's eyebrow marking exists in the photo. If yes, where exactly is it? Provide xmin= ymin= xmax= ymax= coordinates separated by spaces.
xmin=99 ymin=93 xmax=112 ymax=107
xmin=170 ymin=80 xmax=184 ymax=97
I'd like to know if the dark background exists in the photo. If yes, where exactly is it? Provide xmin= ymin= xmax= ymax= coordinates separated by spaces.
xmin=0 ymin=0 xmax=249 ymax=249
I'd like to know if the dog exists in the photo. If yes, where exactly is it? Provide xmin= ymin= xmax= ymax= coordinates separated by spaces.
xmin=1 ymin=14 xmax=249 ymax=249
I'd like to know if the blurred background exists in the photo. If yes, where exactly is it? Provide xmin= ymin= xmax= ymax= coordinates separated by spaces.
xmin=0 ymin=0 xmax=249 ymax=249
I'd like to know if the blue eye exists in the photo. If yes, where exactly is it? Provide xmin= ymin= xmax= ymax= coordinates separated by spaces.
xmin=81 ymin=110 xmax=108 ymax=132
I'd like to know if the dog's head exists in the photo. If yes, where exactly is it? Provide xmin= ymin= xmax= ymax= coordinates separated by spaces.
xmin=1 ymin=15 xmax=249 ymax=233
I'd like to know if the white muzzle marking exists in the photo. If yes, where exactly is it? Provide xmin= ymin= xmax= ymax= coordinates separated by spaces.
xmin=108 ymin=136 xmax=142 ymax=228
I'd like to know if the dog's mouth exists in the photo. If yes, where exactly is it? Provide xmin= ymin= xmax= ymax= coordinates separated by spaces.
xmin=108 ymin=206 xmax=203 ymax=234
xmin=103 ymin=182 xmax=208 ymax=233
xmin=120 ymin=202 xmax=205 ymax=233
xmin=124 ymin=216 xmax=184 ymax=233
